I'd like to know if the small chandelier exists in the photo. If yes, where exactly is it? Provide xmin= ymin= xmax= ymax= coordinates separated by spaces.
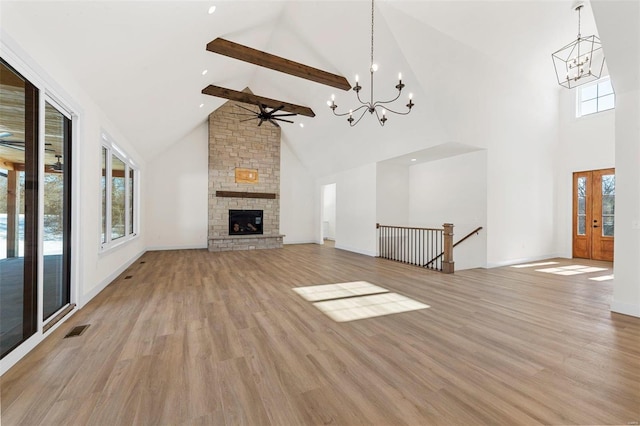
xmin=327 ymin=0 xmax=414 ymax=126
xmin=552 ymin=2 xmax=605 ymax=89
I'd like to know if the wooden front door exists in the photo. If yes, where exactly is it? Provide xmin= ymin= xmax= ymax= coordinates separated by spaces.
xmin=573 ymin=168 xmax=615 ymax=261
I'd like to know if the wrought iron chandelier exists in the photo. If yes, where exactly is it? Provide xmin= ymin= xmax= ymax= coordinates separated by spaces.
xmin=551 ymin=2 xmax=605 ymax=89
xmin=327 ymin=0 xmax=413 ymax=126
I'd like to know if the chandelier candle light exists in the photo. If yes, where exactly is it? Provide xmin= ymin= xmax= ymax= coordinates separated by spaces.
xmin=551 ymin=1 xmax=605 ymax=89
xmin=327 ymin=0 xmax=414 ymax=126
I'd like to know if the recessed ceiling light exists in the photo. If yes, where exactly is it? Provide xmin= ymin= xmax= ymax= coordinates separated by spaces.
xmin=208 ymin=5 xmax=216 ymax=14
xmin=199 ymin=103 xmax=204 ymax=108
xmin=411 ymin=158 xmax=417 ymax=162
xmin=299 ymin=123 xmax=304 ymax=128
xmin=202 ymin=69 xmax=208 ymax=76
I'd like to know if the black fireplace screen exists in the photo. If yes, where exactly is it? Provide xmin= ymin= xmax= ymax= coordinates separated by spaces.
xmin=229 ymin=210 xmax=263 ymax=235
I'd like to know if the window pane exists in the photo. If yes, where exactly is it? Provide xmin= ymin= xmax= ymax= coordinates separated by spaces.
xmin=577 ymin=177 xmax=586 ymax=197
xmin=578 ymin=177 xmax=586 ymax=217
xmin=601 ymin=174 xmax=615 ymax=236
xmin=578 ymin=215 xmax=586 ymax=235
xmin=101 ymin=147 xmax=107 ymax=243
xmin=598 ymin=79 xmax=613 ymax=96
xmin=598 ymin=94 xmax=615 ymax=112
xmin=111 ymin=155 xmax=126 ymax=240
xmin=602 ymin=216 xmax=614 ymax=237
xmin=581 ymin=84 xmax=598 ymax=101
xmin=578 ymin=197 xmax=586 ymax=215
xmin=602 ymin=175 xmax=615 ymax=195
xmin=581 ymin=99 xmax=597 ymax=115
xmin=128 ymin=168 xmax=134 ymax=235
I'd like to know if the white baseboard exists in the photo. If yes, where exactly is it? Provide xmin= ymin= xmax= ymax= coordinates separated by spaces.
xmin=146 ymin=244 xmax=207 ymax=251
xmin=283 ymin=239 xmax=317 ymax=245
xmin=334 ymin=244 xmax=377 ymax=257
xmin=611 ymin=300 xmax=640 ymax=318
xmin=79 ymin=249 xmax=146 ymax=308
xmin=486 ymin=253 xmax=565 ymax=269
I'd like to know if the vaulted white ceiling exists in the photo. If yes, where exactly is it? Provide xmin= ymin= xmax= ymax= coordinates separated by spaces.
xmin=1 ymin=0 xmax=604 ymax=177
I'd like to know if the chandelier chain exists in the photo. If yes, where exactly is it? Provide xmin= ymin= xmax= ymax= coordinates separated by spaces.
xmin=577 ymin=5 xmax=581 ymax=38
xmin=370 ymin=0 xmax=375 ymax=67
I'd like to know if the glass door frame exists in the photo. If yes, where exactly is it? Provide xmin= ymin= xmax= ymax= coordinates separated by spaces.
xmin=40 ymin=95 xmax=73 ymax=329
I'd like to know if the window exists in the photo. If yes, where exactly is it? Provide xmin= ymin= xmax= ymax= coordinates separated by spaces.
xmin=577 ymin=77 xmax=615 ymax=117
xmin=101 ymin=133 xmax=137 ymax=250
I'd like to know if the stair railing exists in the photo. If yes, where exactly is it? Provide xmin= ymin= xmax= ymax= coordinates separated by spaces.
xmin=377 ymin=223 xmax=453 ymax=272
xmin=423 ymin=226 xmax=483 ymax=270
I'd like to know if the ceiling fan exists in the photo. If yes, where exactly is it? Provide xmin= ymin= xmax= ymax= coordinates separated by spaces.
xmin=47 ymin=154 xmax=64 ymax=173
xmin=235 ymin=104 xmax=297 ymax=127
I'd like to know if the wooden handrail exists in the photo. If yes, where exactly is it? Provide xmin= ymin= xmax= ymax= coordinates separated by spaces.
xmin=453 ymin=226 xmax=483 ymax=249
xmin=376 ymin=223 xmax=443 ymax=232
xmin=423 ymin=226 xmax=483 ymax=267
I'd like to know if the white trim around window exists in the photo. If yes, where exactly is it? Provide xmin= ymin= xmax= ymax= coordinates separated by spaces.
xmin=100 ymin=130 xmax=138 ymax=252
xmin=576 ymin=76 xmax=615 ymax=118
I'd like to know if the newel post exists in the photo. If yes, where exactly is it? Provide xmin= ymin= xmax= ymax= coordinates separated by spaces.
xmin=442 ymin=223 xmax=454 ymax=274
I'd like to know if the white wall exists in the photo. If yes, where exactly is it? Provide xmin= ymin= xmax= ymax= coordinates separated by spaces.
xmin=317 ymin=164 xmax=377 ymax=256
xmin=409 ymin=150 xmax=487 ymax=270
xmin=145 ymin=123 xmax=208 ymax=250
xmin=280 ymin=138 xmax=316 ymax=244
xmin=592 ymin=0 xmax=640 ymax=318
xmin=611 ymin=89 xmax=640 ymax=317
xmin=376 ymin=162 xmax=409 ymax=226
xmin=321 ymin=183 xmax=336 ymax=240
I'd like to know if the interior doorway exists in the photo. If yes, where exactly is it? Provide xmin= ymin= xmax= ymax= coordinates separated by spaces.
xmin=573 ymin=168 xmax=615 ymax=261
xmin=321 ymin=183 xmax=336 ymax=243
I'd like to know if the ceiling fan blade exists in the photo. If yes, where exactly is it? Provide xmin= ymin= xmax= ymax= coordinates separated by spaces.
xmin=206 ymin=38 xmax=351 ymax=91
xmin=239 ymin=118 xmax=257 ymax=122
xmin=268 ymin=119 xmax=281 ymax=128
xmin=271 ymin=113 xmax=297 ymax=118
xmin=272 ymin=118 xmax=294 ymax=123
xmin=257 ymin=119 xmax=264 ymax=127
xmin=258 ymin=104 xmax=268 ymax=115
xmin=202 ymin=85 xmax=315 ymax=117
xmin=0 ymin=143 xmax=25 ymax=151
xmin=235 ymin=104 xmax=258 ymax=114
xmin=269 ymin=105 xmax=285 ymax=114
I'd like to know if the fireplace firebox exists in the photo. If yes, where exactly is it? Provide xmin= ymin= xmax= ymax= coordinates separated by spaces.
xmin=229 ymin=210 xmax=263 ymax=235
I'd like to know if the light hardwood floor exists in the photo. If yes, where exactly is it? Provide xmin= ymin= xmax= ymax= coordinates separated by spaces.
xmin=1 ymin=245 xmax=639 ymax=425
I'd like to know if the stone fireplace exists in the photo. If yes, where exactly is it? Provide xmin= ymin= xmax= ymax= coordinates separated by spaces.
xmin=208 ymin=93 xmax=284 ymax=251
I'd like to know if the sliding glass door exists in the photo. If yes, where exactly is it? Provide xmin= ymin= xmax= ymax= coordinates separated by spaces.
xmin=0 ymin=59 xmax=39 ymax=357
xmin=43 ymin=101 xmax=71 ymax=321
xmin=1 ymin=58 xmax=72 ymax=359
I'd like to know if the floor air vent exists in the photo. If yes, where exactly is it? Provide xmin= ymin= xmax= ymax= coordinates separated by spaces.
xmin=65 ymin=325 xmax=89 ymax=338
xmin=125 ymin=275 xmax=133 ymax=279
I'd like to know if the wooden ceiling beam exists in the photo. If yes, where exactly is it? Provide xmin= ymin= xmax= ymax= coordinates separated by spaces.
xmin=201 ymin=85 xmax=316 ymax=117
xmin=206 ymin=38 xmax=351 ymax=91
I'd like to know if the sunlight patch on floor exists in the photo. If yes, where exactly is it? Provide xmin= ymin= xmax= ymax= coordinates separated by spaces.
xmin=510 ymin=261 xmax=560 ymax=268
xmin=589 ymin=274 xmax=614 ymax=281
xmin=292 ymin=281 xmax=388 ymax=302
xmin=293 ymin=281 xmax=429 ymax=322
xmin=535 ymin=265 xmax=609 ymax=276
xmin=313 ymin=293 xmax=430 ymax=322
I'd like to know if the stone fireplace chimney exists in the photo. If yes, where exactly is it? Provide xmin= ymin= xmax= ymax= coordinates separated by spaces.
xmin=207 ymin=93 xmax=284 ymax=251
